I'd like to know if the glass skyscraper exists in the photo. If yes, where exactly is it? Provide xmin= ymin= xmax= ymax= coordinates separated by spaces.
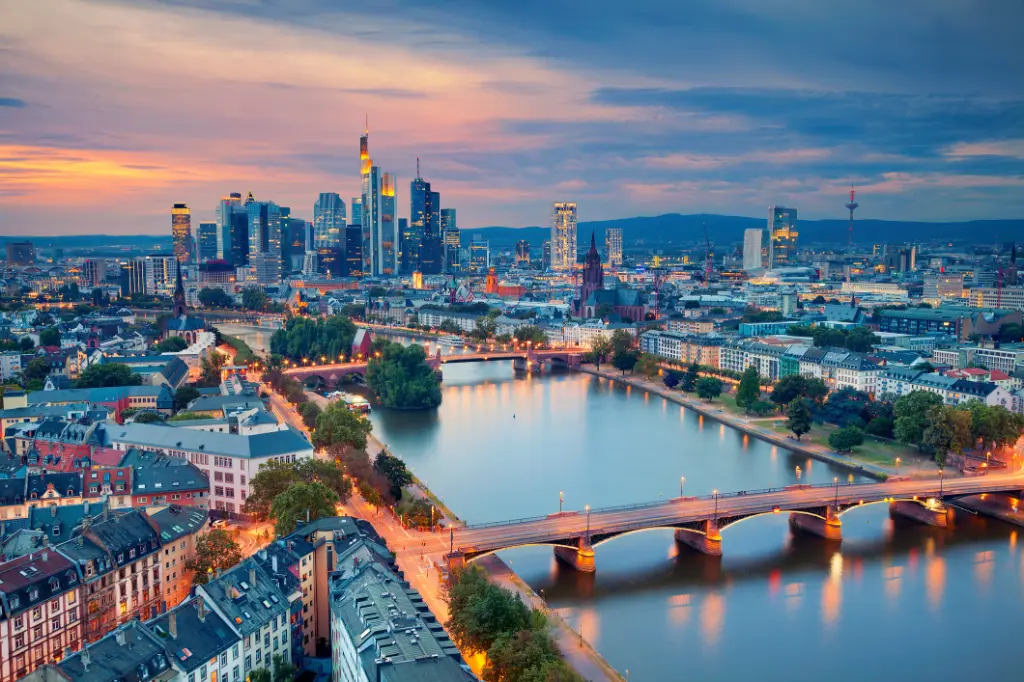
xmin=313 ymin=193 xmax=346 ymax=249
xmin=441 ymin=208 xmax=459 ymax=272
xmin=768 ymin=206 xmax=798 ymax=269
xmin=604 ymin=227 xmax=622 ymax=268
xmin=197 ymin=222 xmax=218 ymax=263
xmin=171 ymin=203 xmax=193 ymax=264
xmin=551 ymin=202 xmax=578 ymax=271
xmin=360 ymin=131 xmax=396 ymax=276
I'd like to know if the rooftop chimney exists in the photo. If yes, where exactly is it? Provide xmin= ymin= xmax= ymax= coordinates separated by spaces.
xmin=197 ymin=596 xmax=206 ymax=622
xmin=115 ymin=628 xmax=126 ymax=646
xmin=249 ymin=566 xmax=256 ymax=587
xmin=51 ymin=505 xmax=57 ymax=517
xmin=168 ymin=612 xmax=177 ymax=639
xmin=81 ymin=646 xmax=91 ymax=671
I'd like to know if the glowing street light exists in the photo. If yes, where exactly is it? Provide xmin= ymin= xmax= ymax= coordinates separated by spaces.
xmin=833 ymin=477 xmax=839 ymax=507
xmin=585 ymin=504 xmax=591 ymax=538
xmin=679 ymin=476 xmax=686 ymax=497
xmin=712 ymin=490 xmax=719 ymax=521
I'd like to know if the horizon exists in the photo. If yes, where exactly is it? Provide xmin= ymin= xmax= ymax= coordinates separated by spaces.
xmin=2 ymin=1 xmax=1023 ymax=235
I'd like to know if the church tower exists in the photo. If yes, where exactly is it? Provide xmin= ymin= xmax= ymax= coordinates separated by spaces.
xmin=173 ymin=264 xmax=187 ymax=318
xmin=579 ymin=231 xmax=604 ymax=313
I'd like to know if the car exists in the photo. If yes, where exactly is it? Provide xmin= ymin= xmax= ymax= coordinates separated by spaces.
xmin=212 ymin=519 xmax=228 ymax=528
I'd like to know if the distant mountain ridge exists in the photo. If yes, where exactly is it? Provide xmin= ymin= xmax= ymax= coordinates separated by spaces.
xmin=459 ymin=214 xmax=1024 ymax=247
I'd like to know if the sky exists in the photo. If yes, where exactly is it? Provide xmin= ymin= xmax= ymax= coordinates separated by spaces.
xmin=1 ymin=0 xmax=1023 ymax=235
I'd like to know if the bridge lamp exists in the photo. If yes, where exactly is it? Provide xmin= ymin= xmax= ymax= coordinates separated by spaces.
xmin=585 ymin=505 xmax=591 ymax=537
xmin=680 ymin=476 xmax=686 ymax=497
xmin=833 ymin=477 xmax=839 ymax=507
xmin=712 ymin=490 xmax=719 ymax=520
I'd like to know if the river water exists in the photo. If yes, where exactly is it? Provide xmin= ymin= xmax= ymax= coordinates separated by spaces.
xmin=225 ymin=327 xmax=1023 ymax=681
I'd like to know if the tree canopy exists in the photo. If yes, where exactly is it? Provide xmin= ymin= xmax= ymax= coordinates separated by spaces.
xmin=735 ymin=367 xmax=760 ymax=412
xmin=365 ymin=342 xmax=442 ymax=409
xmin=184 ymin=528 xmax=243 ymax=584
xmin=695 ymin=376 xmax=723 ymax=401
xmin=894 ymin=391 xmax=944 ymax=449
xmin=270 ymin=481 xmax=339 ymax=535
xmin=312 ymin=400 xmax=372 ymax=450
xmin=246 ymin=459 xmax=352 ymax=521
xmin=270 ymin=314 xmax=358 ymax=362
xmin=197 ymin=287 xmax=234 ymax=308
xmin=154 ymin=336 xmax=188 ymax=353
xmin=38 ymin=326 xmax=61 ymax=347
xmin=786 ymin=398 xmax=813 ymax=440
xmin=74 ymin=363 xmax=143 ymax=388
xmin=829 ymin=425 xmax=865 ymax=452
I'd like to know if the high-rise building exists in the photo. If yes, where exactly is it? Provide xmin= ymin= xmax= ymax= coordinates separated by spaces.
xmin=283 ymin=217 xmax=309 ymax=272
xmin=604 ymin=228 xmax=623 ymax=268
xmin=119 ymin=258 xmax=146 ymax=298
xmin=743 ymin=228 xmax=764 ymax=270
xmin=398 ymin=217 xmax=414 ymax=273
xmin=441 ymin=208 xmax=459 ymax=272
xmin=345 ymin=224 xmax=363 ymax=277
xmin=313 ymin=193 xmax=346 ymax=249
xmin=407 ymin=177 xmax=428 ymax=274
xmin=542 ymin=240 xmax=552 ymax=271
xmin=350 ymin=197 xmax=362 ymax=228
xmin=5 ymin=241 xmax=34 ymax=265
xmin=768 ymin=206 xmax=798 ymax=270
xmin=551 ymin=202 xmax=578 ymax=271
xmin=216 ymin=193 xmax=242 ymax=260
xmin=82 ymin=259 xmax=106 ymax=288
xmin=229 ymin=207 xmax=250 ymax=268
xmin=359 ymin=129 xmax=398 ymax=277
xmin=469 ymin=235 xmax=489 ymax=272
xmin=143 ymin=254 xmax=179 ymax=296
xmin=515 ymin=240 xmax=530 ymax=265
xmin=247 ymin=199 xmax=282 ymax=282
xmin=171 ymin=203 xmax=193 ymax=264
xmin=197 ymin=222 xmax=219 ymax=263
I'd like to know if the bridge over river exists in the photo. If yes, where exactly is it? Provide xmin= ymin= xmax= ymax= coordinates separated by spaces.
xmin=447 ymin=472 xmax=1024 ymax=572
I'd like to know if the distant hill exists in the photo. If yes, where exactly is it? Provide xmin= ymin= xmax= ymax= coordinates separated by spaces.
xmin=0 ymin=234 xmax=171 ymax=252
xmin=461 ymin=214 xmax=1024 ymax=247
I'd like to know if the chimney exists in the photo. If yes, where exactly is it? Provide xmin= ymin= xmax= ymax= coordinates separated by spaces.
xmin=115 ymin=628 xmax=126 ymax=646
xmin=42 ymin=551 xmax=48 ymax=562
xmin=249 ymin=567 xmax=256 ymax=587
xmin=83 ymin=500 xmax=89 ymax=515
xmin=51 ymin=504 xmax=57 ymax=517
xmin=197 ymin=596 xmax=206 ymax=622
xmin=168 ymin=611 xmax=177 ymax=639
xmin=271 ymin=555 xmax=278 ymax=573
xmin=81 ymin=646 xmax=91 ymax=671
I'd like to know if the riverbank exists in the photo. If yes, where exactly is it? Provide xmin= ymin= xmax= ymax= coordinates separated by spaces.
xmin=581 ymin=365 xmax=894 ymax=481
xmin=955 ymin=493 xmax=1024 ymax=528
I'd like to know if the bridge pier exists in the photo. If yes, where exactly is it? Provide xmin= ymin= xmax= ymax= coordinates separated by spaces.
xmin=553 ymin=538 xmax=596 ymax=572
xmin=890 ymin=500 xmax=951 ymax=528
xmin=789 ymin=506 xmax=842 ymax=541
xmin=445 ymin=551 xmax=467 ymax=576
xmin=513 ymin=357 xmax=528 ymax=373
xmin=674 ymin=520 xmax=722 ymax=556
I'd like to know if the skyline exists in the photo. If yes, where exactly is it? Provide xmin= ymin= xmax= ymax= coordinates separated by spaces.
xmin=1 ymin=0 xmax=1023 ymax=235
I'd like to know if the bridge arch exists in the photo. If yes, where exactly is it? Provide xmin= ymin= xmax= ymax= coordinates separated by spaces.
xmin=590 ymin=525 xmax=709 ymax=548
xmin=717 ymin=509 xmax=826 ymax=532
xmin=464 ymin=541 xmax=581 ymax=563
xmin=835 ymin=496 xmax=938 ymax=517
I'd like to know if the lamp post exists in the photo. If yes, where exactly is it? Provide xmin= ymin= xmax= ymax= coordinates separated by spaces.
xmin=939 ymin=467 xmax=944 ymax=499
xmin=833 ymin=477 xmax=839 ymax=507
xmin=712 ymin=490 xmax=718 ymax=521
xmin=559 ymin=490 xmax=564 ymax=513
xmin=679 ymin=476 xmax=686 ymax=498
xmin=585 ymin=505 xmax=591 ymax=539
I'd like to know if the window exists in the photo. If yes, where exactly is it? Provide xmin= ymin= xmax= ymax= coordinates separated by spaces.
xmin=224 ymin=473 xmax=234 ymax=484
xmin=214 ymin=471 xmax=223 ymax=482
xmin=245 ymin=656 xmax=251 ymax=671
xmin=221 ymin=653 xmax=227 ymax=668
xmin=255 ymin=650 xmax=261 ymax=664
xmin=51 ymin=617 xmax=60 ymax=632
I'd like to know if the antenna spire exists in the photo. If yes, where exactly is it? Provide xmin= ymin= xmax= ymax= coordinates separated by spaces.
xmin=416 ymin=156 xmax=420 ymax=179
xmin=364 ymin=114 xmax=368 ymax=134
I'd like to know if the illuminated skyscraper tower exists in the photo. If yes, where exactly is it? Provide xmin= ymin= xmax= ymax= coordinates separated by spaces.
xmin=768 ymin=206 xmax=798 ymax=270
xmin=551 ymin=202 xmax=578 ymax=271
xmin=171 ymin=203 xmax=193 ymax=264
xmin=845 ymin=186 xmax=859 ymax=250
xmin=359 ymin=122 xmax=397 ymax=276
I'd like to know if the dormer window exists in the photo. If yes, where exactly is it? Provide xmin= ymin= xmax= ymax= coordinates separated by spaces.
xmin=49 ymin=577 xmax=60 ymax=590
xmin=28 ymin=588 xmax=38 ymax=601
xmin=117 ymin=554 xmax=124 ymax=563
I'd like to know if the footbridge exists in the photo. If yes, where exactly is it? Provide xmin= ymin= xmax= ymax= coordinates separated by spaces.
xmin=446 ymin=473 xmax=1024 ymax=573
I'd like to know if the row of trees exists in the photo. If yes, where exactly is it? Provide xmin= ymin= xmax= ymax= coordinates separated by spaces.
xmin=269 ymin=314 xmax=358 ymax=363
xmin=786 ymin=325 xmax=879 ymax=352
xmin=663 ymin=364 xmax=729 ymax=403
xmin=446 ymin=567 xmax=583 ymax=682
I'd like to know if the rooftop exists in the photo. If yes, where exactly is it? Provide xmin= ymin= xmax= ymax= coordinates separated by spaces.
xmin=58 ymin=620 xmax=173 ymax=682
xmin=101 ymin=422 xmax=313 ymax=459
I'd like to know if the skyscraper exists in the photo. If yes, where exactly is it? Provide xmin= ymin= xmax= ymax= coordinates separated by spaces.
xmin=441 ymin=208 xmax=459 ymax=272
xmin=515 ymin=240 xmax=531 ymax=265
xmin=345 ymin=224 xmax=363 ymax=277
xmin=551 ymin=202 xmax=578 ymax=271
xmin=422 ymin=189 xmax=442 ymax=274
xmin=350 ymin=197 xmax=362 ymax=227
xmin=768 ymin=206 xmax=798 ymax=270
xmin=143 ymin=254 xmax=179 ymax=296
xmin=399 ymin=215 xmax=416 ymax=274
xmin=313 ymin=193 xmax=346 ymax=249
xmin=470 ymin=236 xmax=489 ymax=272
xmin=542 ymin=240 xmax=551 ymax=271
xmin=119 ymin=258 xmax=146 ymax=298
xmin=5 ymin=241 xmax=34 ymax=266
xmin=604 ymin=228 xmax=623 ymax=268
xmin=171 ymin=203 xmax=193 ymax=264
xmin=407 ymin=176 xmax=428 ymax=274
xmin=359 ymin=128 xmax=397 ymax=277
xmin=247 ymin=199 xmax=282 ymax=283
xmin=742 ymin=228 xmax=764 ymax=270
xmin=82 ymin=259 xmax=106 ymax=288
xmin=285 ymin=218 xmax=309 ymax=272
xmin=197 ymin=222 xmax=219 ymax=263
xmin=216 ymin=193 xmax=242 ymax=260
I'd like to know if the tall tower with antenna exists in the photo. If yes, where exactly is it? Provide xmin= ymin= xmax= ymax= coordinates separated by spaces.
xmin=845 ymin=186 xmax=859 ymax=250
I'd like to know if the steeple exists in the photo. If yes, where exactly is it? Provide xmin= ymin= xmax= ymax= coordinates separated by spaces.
xmin=173 ymin=265 xmax=186 ymax=318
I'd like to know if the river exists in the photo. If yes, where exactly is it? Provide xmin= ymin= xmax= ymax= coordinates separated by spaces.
xmin=224 ymin=326 xmax=1022 ymax=681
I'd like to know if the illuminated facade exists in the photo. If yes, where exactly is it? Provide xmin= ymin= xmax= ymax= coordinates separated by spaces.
xmin=551 ymin=202 xmax=578 ymax=271
xmin=313 ymin=192 xmax=346 ymax=249
xmin=768 ymin=206 xmax=798 ymax=269
xmin=171 ymin=203 xmax=193 ymax=264
xmin=216 ymin=193 xmax=242 ymax=261
xmin=515 ymin=239 xmax=530 ymax=265
xmin=246 ymin=199 xmax=282 ymax=283
xmin=441 ymin=208 xmax=460 ymax=272
xmin=604 ymin=227 xmax=622 ymax=268
xmin=359 ymin=130 xmax=397 ymax=277
xmin=196 ymin=222 xmax=218 ymax=263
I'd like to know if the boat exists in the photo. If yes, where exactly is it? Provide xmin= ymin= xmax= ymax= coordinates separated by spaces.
xmin=329 ymin=391 xmax=371 ymax=413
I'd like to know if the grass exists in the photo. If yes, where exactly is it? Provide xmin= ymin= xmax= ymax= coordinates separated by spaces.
xmin=767 ymin=420 xmax=930 ymax=468
xmin=222 ymin=334 xmax=257 ymax=365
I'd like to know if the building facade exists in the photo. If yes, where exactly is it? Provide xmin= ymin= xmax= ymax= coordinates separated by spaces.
xmin=768 ymin=206 xmax=797 ymax=269
xmin=605 ymin=227 xmax=623 ymax=268
xmin=743 ymin=228 xmax=763 ymax=270
xmin=171 ymin=204 xmax=193 ymax=265
xmin=551 ymin=202 xmax=578 ymax=272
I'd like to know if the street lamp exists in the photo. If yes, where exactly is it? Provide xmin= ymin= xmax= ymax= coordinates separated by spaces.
xmin=559 ymin=490 xmax=564 ymax=513
xmin=833 ymin=477 xmax=839 ymax=507
xmin=895 ymin=457 xmax=901 ymax=469
xmin=712 ymin=490 xmax=719 ymax=521
xmin=585 ymin=505 xmax=591 ymax=539
xmin=939 ymin=467 xmax=944 ymax=498
xmin=679 ymin=476 xmax=686 ymax=497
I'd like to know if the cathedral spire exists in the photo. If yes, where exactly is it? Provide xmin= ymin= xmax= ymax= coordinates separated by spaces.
xmin=173 ymin=264 xmax=187 ymax=318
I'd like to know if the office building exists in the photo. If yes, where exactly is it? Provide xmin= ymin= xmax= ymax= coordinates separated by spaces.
xmin=605 ymin=227 xmax=623 ymax=268
xmin=551 ymin=202 xmax=578 ymax=271
xmin=924 ymin=272 xmax=964 ymax=301
xmin=81 ymin=258 xmax=106 ymax=288
xmin=5 ymin=241 xmax=34 ymax=266
xmin=542 ymin=240 xmax=552 ymax=271
xmin=313 ymin=192 xmax=346 ymax=249
xmin=197 ymin=221 xmax=219 ymax=263
xmin=469 ymin=235 xmax=489 ymax=272
xmin=143 ymin=254 xmax=179 ymax=296
xmin=743 ymin=228 xmax=764 ymax=270
xmin=359 ymin=130 xmax=397 ymax=277
xmin=285 ymin=218 xmax=309 ymax=272
xmin=441 ymin=208 xmax=459 ymax=272
xmin=216 ymin=192 xmax=243 ymax=261
xmin=171 ymin=203 xmax=193 ymax=264
xmin=345 ymin=224 xmax=362 ymax=277
xmin=316 ymin=247 xmax=343 ymax=278
xmin=119 ymin=258 xmax=146 ymax=297
xmin=515 ymin=239 xmax=531 ymax=265
xmin=768 ymin=206 xmax=798 ymax=269
xmin=350 ymin=197 xmax=362 ymax=228
xmin=408 ymin=174 xmax=441 ymax=275
xmin=247 ymin=199 xmax=282 ymax=283
xmin=398 ymin=216 xmax=412 ymax=273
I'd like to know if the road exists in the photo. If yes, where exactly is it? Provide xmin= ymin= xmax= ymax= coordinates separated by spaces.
xmin=454 ymin=472 xmax=1024 ymax=556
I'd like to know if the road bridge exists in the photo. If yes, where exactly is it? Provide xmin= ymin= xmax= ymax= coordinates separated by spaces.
xmin=446 ymin=473 xmax=1024 ymax=573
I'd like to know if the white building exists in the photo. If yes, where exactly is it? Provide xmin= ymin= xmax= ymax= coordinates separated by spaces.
xmin=551 ymin=202 xmax=578 ymax=272
xmin=742 ymin=228 xmax=763 ymax=270
xmin=0 ymin=352 xmax=22 ymax=382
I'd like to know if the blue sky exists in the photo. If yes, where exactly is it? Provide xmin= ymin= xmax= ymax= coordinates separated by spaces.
xmin=1 ymin=0 xmax=1022 ymax=234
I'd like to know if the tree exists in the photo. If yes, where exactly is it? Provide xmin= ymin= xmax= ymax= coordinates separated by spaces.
xmin=749 ymin=399 xmax=775 ymax=416
xmin=680 ymin=362 xmax=699 ymax=392
xmin=359 ymin=481 xmax=383 ymax=509
xmin=634 ymin=353 xmax=660 ymax=379
xmin=802 ymin=378 xmax=829 ymax=405
xmin=173 ymin=386 xmax=200 ymax=412
xmin=299 ymin=402 xmax=322 ymax=431
xmin=844 ymin=327 xmax=879 ymax=353
xmin=240 ymin=287 xmax=269 ymax=311
xmin=446 ymin=567 xmax=532 ymax=654
xmin=611 ymin=346 xmax=637 ymax=375
xmin=922 ymin=405 xmax=973 ymax=466
xmin=469 ymin=316 xmax=497 ymax=341
xmin=248 ymin=668 xmax=271 ymax=682
xmin=735 ymin=367 xmax=760 ymax=413
xmin=196 ymin=353 xmax=227 ymax=387
xmin=74 ymin=363 xmax=142 ymax=388
xmin=313 ymin=401 xmax=373 ymax=451
xmin=865 ymin=417 xmax=894 ymax=438
xmin=270 ymin=315 xmax=358 ymax=363
xmin=820 ymin=387 xmax=870 ymax=427
xmin=770 ymin=375 xmax=806 ymax=407
xmin=365 ymin=342 xmax=442 ymax=410
xmin=246 ymin=459 xmax=352 ymax=520
xmin=590 ymin=337 xmax=612 ymax=370
xmin=894 ymin=390 xmax=944 ymax=448
xmin=38 ymin=326 xmax=61 ymax=347
xmin=197 ymin=287 xmax=234 ymax=309
xmin=695 ymin=377 xmax=723 ymax=401
xmin=271 ymin=654 xmax=297 ymax=682
xmin=270 ymin=482 xmax=339 ymax=535
xmin=184 ymin=529 xmax=243 ymax=584
xmin=20 ymin=358 xmax=52 ymax=384
xmin=786 ymin=398 xmax=813 ymax=440
xmin=374 ymin=450 xmax=413 ymax=501
xmin=914 ymin=362 xmax=936 ymax=373
xmin=829 ymin=425 xmax=865 ymax=452
xmin=484 ymin=626 xmax=573 ymax=682
xmin=513 ymin=325 xmax=547 ymax=346
xmin=132 ymin=411 xmax=165 ymax=424
xmin=609 ymin=329 xmax=634 ymax=355
xmin=154 ymin=336 xmax=188 ymax=353
xmin=663 ymin=369 xmax=681 ymax=389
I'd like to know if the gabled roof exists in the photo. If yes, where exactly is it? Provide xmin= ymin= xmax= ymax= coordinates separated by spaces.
xmin=103 ymin=422 xmax=313 ymax=459
xmin=147 ymin=597 xmax=239 ymax=673
xmin=149 ymin=506 xmax=208 ymax=544
xmin=199 ymin=560 xmax=291 ymax=636
xmin=58 ymin=620 xmax=172 ymax=682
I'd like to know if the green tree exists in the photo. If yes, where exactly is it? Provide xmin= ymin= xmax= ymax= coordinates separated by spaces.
xmin=365 ymin=342 xmax=442 ymax=409
xmin=770 ymin=374 xmax=806 ymax=407
xmin=183 ymin=529 xmax=243 ymax=585
xmin=695 ymin=376 xmax=723 ymax=401
xmin=484 ymin=625 xmax=580 ymax=682
xmin=634 ymin=353 xmax=660 ymax=379
xmin=240 ymin=287 xmax=269 ymax=311
xmin=248 ymin=668 xmax=271 ymax=682
xmin=132 ymin=411 xmax=165 ymax=423
xmin=922 ymin=405 xmax=973 ymax=466
xmin=786 ymin=397 xmax=813 ymax=440
xmin=844 ymin=326 xmax=879 ymax=353
xmin=735 ymin=366 xmax=761 ymax=413
xmin=271 ymin=654 xmax=297 ymax=682
xmin=590 ymin=337 xmax=612 ymax=370
xmin=154 ymin=336 xmax=188 ymax=353
xmin=74 ymin=363 xmax=143 ymax=388
xmin=374 ymin=450 xmax=414 ymax=501
xmin=270 ymin=482 xmax=339 ymax=535
xmin=820 ymin=387 xmax=871 ymax=427
xmin=865 ymin=417 xmax=895 ymax=438
xmin=663 ymin=369 xmax=681 ymax=389
xmin=197 ymin=287 xmax=234 ymax=308
xmin=609 ymin=329 xmax=634 ymax=355
xmin=611 ymin=346 xmax=637 ymax=375
xmin=446 ymin=566 xmax=532 ymax=655
xmin=802 ymin=378 xmax=829 ymax=405
xmin=299 ymin=401 xmax=322 ymax=431
xmin=680 ymin=362 xmax=699 ymax=392
xmin=829 ymin=425 xmax=865 ymax=452
xmin=313 ymin=401 xmax=373 ymax=451
xmin=893 ymin=390 xmax=944 ymax=448
xmin=513 ymin=325 xmax=547 ymax=346
xmin=246 ymin=459 xmax=352 ymax=520
xmin=749 ymin=399 xmax=775 ymax=416
xmin=358 ymin=480 xmax=383 ymax=509
xmin=173 ymin=386 xmax=200 ymax=412
xmin=38 ymin=326 xmax=61 ymax=347
xmin=469 ymin=316 xmax=497 ymax=341
xmin=20 ymin=358 xmax=52 ymax=384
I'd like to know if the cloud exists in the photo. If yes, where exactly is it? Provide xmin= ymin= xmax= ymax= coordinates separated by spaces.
xmin=0 ymin=98 xmax=27 ymax=108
